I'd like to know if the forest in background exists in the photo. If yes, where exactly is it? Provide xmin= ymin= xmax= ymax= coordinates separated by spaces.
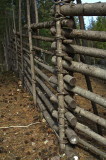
xmin=0 ymin=0 xmax=106 ymax=70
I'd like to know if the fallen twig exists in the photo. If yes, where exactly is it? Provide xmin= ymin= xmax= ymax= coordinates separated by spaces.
xmin=0 ymin=122 xmax=40 ymax=129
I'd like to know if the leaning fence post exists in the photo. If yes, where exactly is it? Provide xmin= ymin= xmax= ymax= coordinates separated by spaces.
xmin=33 ymin=0 xmax=39 ymax=24
xmin=3 ymin=34 xmax=8 ymax=71
xmin=76 ymin=0 xmax=103 ymax=136
xmin=26 ymin=0 xmax=37 ymax=106
xmin=13 ymin=3 xmax=18 ymax=72
xmin=55 ymin=1 xmax=65 ymax=152
xmin=19 ymin=0 xmax=24 ymax=86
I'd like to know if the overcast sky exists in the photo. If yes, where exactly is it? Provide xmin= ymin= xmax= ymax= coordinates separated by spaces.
xmin=81 ymin=0 xmax=106 ymax=28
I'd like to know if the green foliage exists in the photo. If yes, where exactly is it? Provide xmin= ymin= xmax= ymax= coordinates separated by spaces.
xmin=38 ymin=0 xmax=53 ymax=22
xmin=88 ymin=16 xmax=106 ymax=50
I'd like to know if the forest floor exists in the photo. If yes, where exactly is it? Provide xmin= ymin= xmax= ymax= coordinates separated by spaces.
xmin=0 ymin=72 xmax=106 ymax=160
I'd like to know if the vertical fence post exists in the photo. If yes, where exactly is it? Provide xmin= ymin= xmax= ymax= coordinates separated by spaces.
xmin=76 ymin=0 xmax=102 ymax=136
xmin=26 ymin=0 xmax=37 ymax=106
xmin=33 ymin=0 xmax=39 ymax=51
xmin=5 ymin=17 xmax=9 ymax=70
xmin=33 ymin=0 xmax=39 ymax=24
xmin=3 ymin=34 xmax=8 ymax=71
xmin=19 ymin=0 xmax=24 ymax=85
xmin=55 ymin=1 xmax=65 ymax=152
xmin=7 ymin=16 xmax=13 ymax=70
xmin=13 ymin=3 xmax=18 ymax=72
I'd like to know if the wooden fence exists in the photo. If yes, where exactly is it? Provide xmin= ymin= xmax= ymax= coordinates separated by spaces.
xmin=3 ymin=0 xmax=106 ymax=159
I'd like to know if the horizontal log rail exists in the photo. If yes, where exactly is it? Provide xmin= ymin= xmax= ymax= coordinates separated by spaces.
xmin=17 ymin=28 xmax=106 ymax=43
xmin=24 ymin=54 xmax=106 ymax=109
xmin=51 ymin=42 xmax=106 ymax=58
xmin=65 ymin=84 xmax=106 ymax=109
xmin=22 ymin=58 xmax=106 ymax=159
xmin=16 ymin=39 xmax=54 ymax=55
xmin=78 ymin=138 xmax=106 ymax=159
xmin=76 ymin=123 xmax=106 ymax=145
xmin=24 ymin=56 xmax=77 ymax=109
xmin=24 ymin=18 xmax=74 ymax=29
xmin=73 ymin=106 xmax=106 ymax=128
xmin=24 ymin=72 xmax=106 ymax=148
xmin=52 ymin=56 xmax=106 ymax=80
xmin=24 ymin=70 xmax=106 ymax=146
xmin=65 ymin=29 xmax=106 ymax=42
xmin=60 ymin=3 xmax=106 ymax=16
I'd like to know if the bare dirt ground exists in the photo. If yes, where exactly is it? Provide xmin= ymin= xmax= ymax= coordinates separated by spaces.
xmin=0 ymin=72 xmax=60 ymax=160
xmin=0 ymin=72 xmax=105 ymax=160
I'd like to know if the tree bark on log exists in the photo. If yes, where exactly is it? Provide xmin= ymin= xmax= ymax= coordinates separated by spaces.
xmin=52 ymin=56 xmax=106 ymax=80
xmin=65 ymin=84 xmax=106 ymax=108
xmin=74 ymin=106 xmax=106 ymax=128
xmin=60 ymin=3 xmax=106 ymax=16
xmin=78 ymin=138 xmax=106 ymax=159
xmin=24 ymin=19 xmax=74 ymax=29
xmin=26 ymin=0 xmax=37 ymax=105
xmin=50 ymin=26 xmax=106 ymax=42
xmin=76 ymin=123 xmax=106 ymax=146
xmin=51 ymin=42 xmax=106 ymax=58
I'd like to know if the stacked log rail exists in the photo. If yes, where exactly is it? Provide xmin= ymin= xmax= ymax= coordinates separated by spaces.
xmin=23 ymin=52 xmax=106 ymax=159
xmin=4 ymin=0 xmax=106 ymax=159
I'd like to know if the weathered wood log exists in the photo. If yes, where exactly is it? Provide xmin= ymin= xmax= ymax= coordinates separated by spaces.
xmin=32 ymin=35 xmax=54 ymax=42
xmin=24 ymin=55 xmax=55 ymax=87
xmin=37 ymin=62 xmax=106 ymax=108
xmin=24 ymin=55 xmax=106 ymax=109
xmin=65 ymin=144 xmax=79 ymax=160
xmin=52 ymin=56 xmax=106 ymax=80
xmin=18 ymin=39 xmax=53 ymax=55
xmin=33 ymin=46 xmax=53 ymax=55
xmin=78 ymin=138 xmax=106 ymax=159
xmin=65 ymin=95 xmax=76 ymax=109
xmin=65 ymin=112 xmax=77 ymax=127
xmin=19 ymin=71 xmax=106 ymax=158
xmin=37 ymin=95 xmax=78 ymax=158
xmin=22 ymin=68 xmax=106 ymax=158
xmin=55 ymin=3 xmax=66 ymax=151
xmin=65 ymin=84 xmax=106 ymax=108
xmin=24 ymin=55 xmax=77 ymax=111
xmin=34 ymin=57 xmax=55 ymax=73
xmin=67 ymin=29 xmax=106 ymax=42
xmin=51 ymin=42 xmax=106 ymax=58
xmin=51 ymin=25 xmax=106 ymax=42
xmin=74 ymin=106 xmax=106 ymax=128
xmin=24 ymin=18 xmax=74 ymax=29
xmin=19 ymin=0 xmax=24 ymax=85
xmin=13 ymin=4 xmax=18 ymax=71
xmin=36 ymin=76 xmax=58 ymax=103
xmin=76 ymin=0 xmax=102 ymax=136
xmin=66 ymin=128 xmax=78 ymax=144
xmin=64 ymin=75 xmax=76 ymax=86
xmin=76 ymin=123 xmax=106 ymax=146
xmin=16 ymin=32 xmax=72 ymax=44
xmin=25 ymin=62 xmax=53 ymax=97
xmin=37 ymin=85 xmax=77 ymax=128
xmin=60 ymin=3 xmax=106 ymax=16
xmin=36 ymin=87 xmax=58 ymax=119
xmin=37 ymin=97 xmax=58 ymax=132
xmin=38 ymin=96 xmax=79 ymax=153
xmin=26 ymin=0 xmax=37 ymax=105
xmin=24 ymin=57 xmax=77 ymax=127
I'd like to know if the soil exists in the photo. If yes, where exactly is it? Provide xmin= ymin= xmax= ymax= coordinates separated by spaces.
xmin=0 ymin=72 xmax=105 ymax=160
